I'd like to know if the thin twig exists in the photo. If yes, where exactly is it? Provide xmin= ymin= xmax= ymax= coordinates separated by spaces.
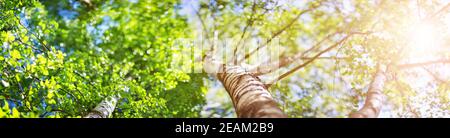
xmin=14 ymin=14 xmax=50 ymax=52
xmin=231 ymin=0 xmax=258 ymax=64
xmin=251 ymin=30 xmax=343 ymax=75
xmin=238 ymin=1 xmax=324 ymax=64
xmin=266 ymin=34 xmax=352 ymax=86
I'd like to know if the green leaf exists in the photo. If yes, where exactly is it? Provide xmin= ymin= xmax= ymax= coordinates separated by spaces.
xmin=42 ymin=68 xmax=49 ymax=76
xmin=2 ymin=31 xmax=15 ymax=42
xmin=47 ymin=91 xmax=54 ymax=99
xmin=12 ymin=108 xmax=20 ymax=118
xmin=10 ymin=49 xmax=21 ymax=59
xmin=23 ymin=36 xmax=29 ymax=43
xmin=15 ymin=74 xmax=21 ymax=82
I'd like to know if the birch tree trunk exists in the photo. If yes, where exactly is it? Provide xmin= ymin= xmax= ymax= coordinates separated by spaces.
xmin=84 ymin=97 xmax=118 ymax=118
xmin=204 ymin=57 xmax=287 ymax=118
xmin=349 ymin=66 xmax=387 ymax=118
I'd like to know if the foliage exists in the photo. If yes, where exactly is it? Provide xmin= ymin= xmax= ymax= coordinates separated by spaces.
xmin=1 ymin=0 xmax=449 ymax=118
xmin=190 ymin=0 xmax=450 ymax=118
xmin=1 ymin=0 xmax=206 ymax=118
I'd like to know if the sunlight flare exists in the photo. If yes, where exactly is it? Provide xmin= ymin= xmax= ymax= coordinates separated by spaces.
xmin=407 ymin=22 xmax=437 ymax=57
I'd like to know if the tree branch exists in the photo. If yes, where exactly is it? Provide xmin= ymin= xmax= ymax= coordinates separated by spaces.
xmin=14 ymin=15 xmax=50 ymax=52
xmin=231 ymin=0 xmax=258 ymax=64
xmin=203 ymin=54 xmax=286 ymax=118
xmin=238 ymin=1 xmax=324 ymax=64
xmin=349 ymin=65 xmax=387 ymax=118
xmin=424 ymin=3 xmax=450 ymax=20
xmin=192 ymin=4 xmax=214 ymax=62
xmin=266 ymin=34 xmax=352 ymax=86
xmin=84 ymin=96 xmax=118 ymax=118
xmin=423 ymin=67 xmax=449 ymax=85
xmin=250 ymin=30 xmax=342 ymax=75
xmin=396 ymin=59 xmax=450 ymax=69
